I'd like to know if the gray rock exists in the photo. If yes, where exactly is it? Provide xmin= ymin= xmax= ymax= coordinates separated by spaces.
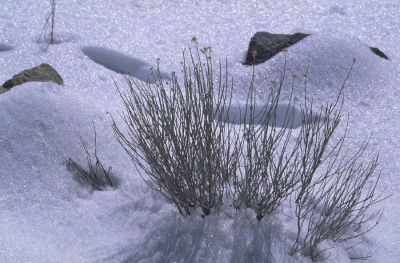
xmin=0 ymin=85 xmax=7 ymax=94
xmin=244 ymin=32 xmax=310 ymax=65
xmin=2 ymin=63 xmax=63 ymax=90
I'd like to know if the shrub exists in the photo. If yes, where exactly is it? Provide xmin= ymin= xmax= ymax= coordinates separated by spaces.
xmin=231 ymin=60 xmax=302 ymax=221
xmin=112 ymin=47 xmax=384 ymax=259
xmin=290 ymin=62 xmax=385 ymax=259
xmin=112 ymin=47 xmax=241 ymax=215
xmin=41 ymin=0 xmax=56 ymax=45
xmin=66 ymin=121 xmax=113 ymax=191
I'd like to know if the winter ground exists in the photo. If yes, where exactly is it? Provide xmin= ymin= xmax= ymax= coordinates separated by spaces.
xmin=0 ymin=0 xmax=399 ymax=262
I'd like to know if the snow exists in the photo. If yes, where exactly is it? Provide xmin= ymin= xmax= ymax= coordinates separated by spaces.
xmin=81 ymin=46 xmax=169 ymax=83
xmin=215 ymin=104 xmax=306 ymax=128
xmin=1 ymin=0 xmax=400 ymax=262
xmin=0 ymin=43 xmax=12 ymax=52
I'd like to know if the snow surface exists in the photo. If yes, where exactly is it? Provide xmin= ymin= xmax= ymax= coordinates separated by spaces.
xmin=215 ymin=104 xmax=307 ymax=128
xmin=81 ymin=46 xmax=169 ymax=83
xmin=1 ymin=0 xmax=400 ymax=262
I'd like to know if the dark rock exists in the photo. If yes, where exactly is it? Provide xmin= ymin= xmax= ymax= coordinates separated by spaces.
xmin=0 ymin=85 xmax=7 ymax=94
xmin=369 ymin=47 xmax=389 ymax=60
xmin=2 ymin=63 xmax=63 ymax=90
xmin=244 ymin=32 xmax=310 ymax=65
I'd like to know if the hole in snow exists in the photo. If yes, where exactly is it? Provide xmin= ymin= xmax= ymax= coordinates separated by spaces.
xmin=0 ymin=44 xmax=12 ymax=52
xmin=82 ymin=46 xmax=169 ymax=83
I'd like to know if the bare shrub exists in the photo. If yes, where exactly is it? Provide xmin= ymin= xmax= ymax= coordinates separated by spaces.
xmin=41 ymin=0 xmax=56 ymax=45
xmin=231 ymin=61 xmax=302 ymax=221
xmin=291 ymin=62 xmax=386 ymax=259
xmin=110 ymin=45 xmax=384 ymax=259
xmin=112 ymin=47 xmax=241 ymax=216
xmin=66 ymin=121 xmax=113 ymax=191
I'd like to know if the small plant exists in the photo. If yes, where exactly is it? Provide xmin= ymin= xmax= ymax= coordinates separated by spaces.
xmin=41 ymin=0 xmax=56 ymax=45
xmin=67 ymin=121 xmax=113 ymax=191
xmin=112 ymin=47 xmax=241 ymax=216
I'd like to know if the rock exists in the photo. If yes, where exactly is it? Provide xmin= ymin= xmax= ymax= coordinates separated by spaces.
xmin=2 ymin=63 xmax=63 ymax=90
xmin=0 ymin=85 xmax=7 ymax=94
xmin=244 ymin=32 xmax=310 ymax=65
xmin=369 ymin=46 xmax=389 ymax=60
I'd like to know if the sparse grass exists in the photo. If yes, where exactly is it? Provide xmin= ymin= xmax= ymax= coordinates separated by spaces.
xmin=67 ymin=121 xmax=113 ymax=191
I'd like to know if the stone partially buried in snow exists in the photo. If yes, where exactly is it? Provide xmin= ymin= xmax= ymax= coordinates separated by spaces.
xmin=2 ymin=63 xmax=63 ymax=90
xmin=0 ymin=85 xmax=7 ymax=94
xmin=369 ymin=46 xmax=389 ymax=60
xmin=244 ymin=32 xmax=310 ymax=65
